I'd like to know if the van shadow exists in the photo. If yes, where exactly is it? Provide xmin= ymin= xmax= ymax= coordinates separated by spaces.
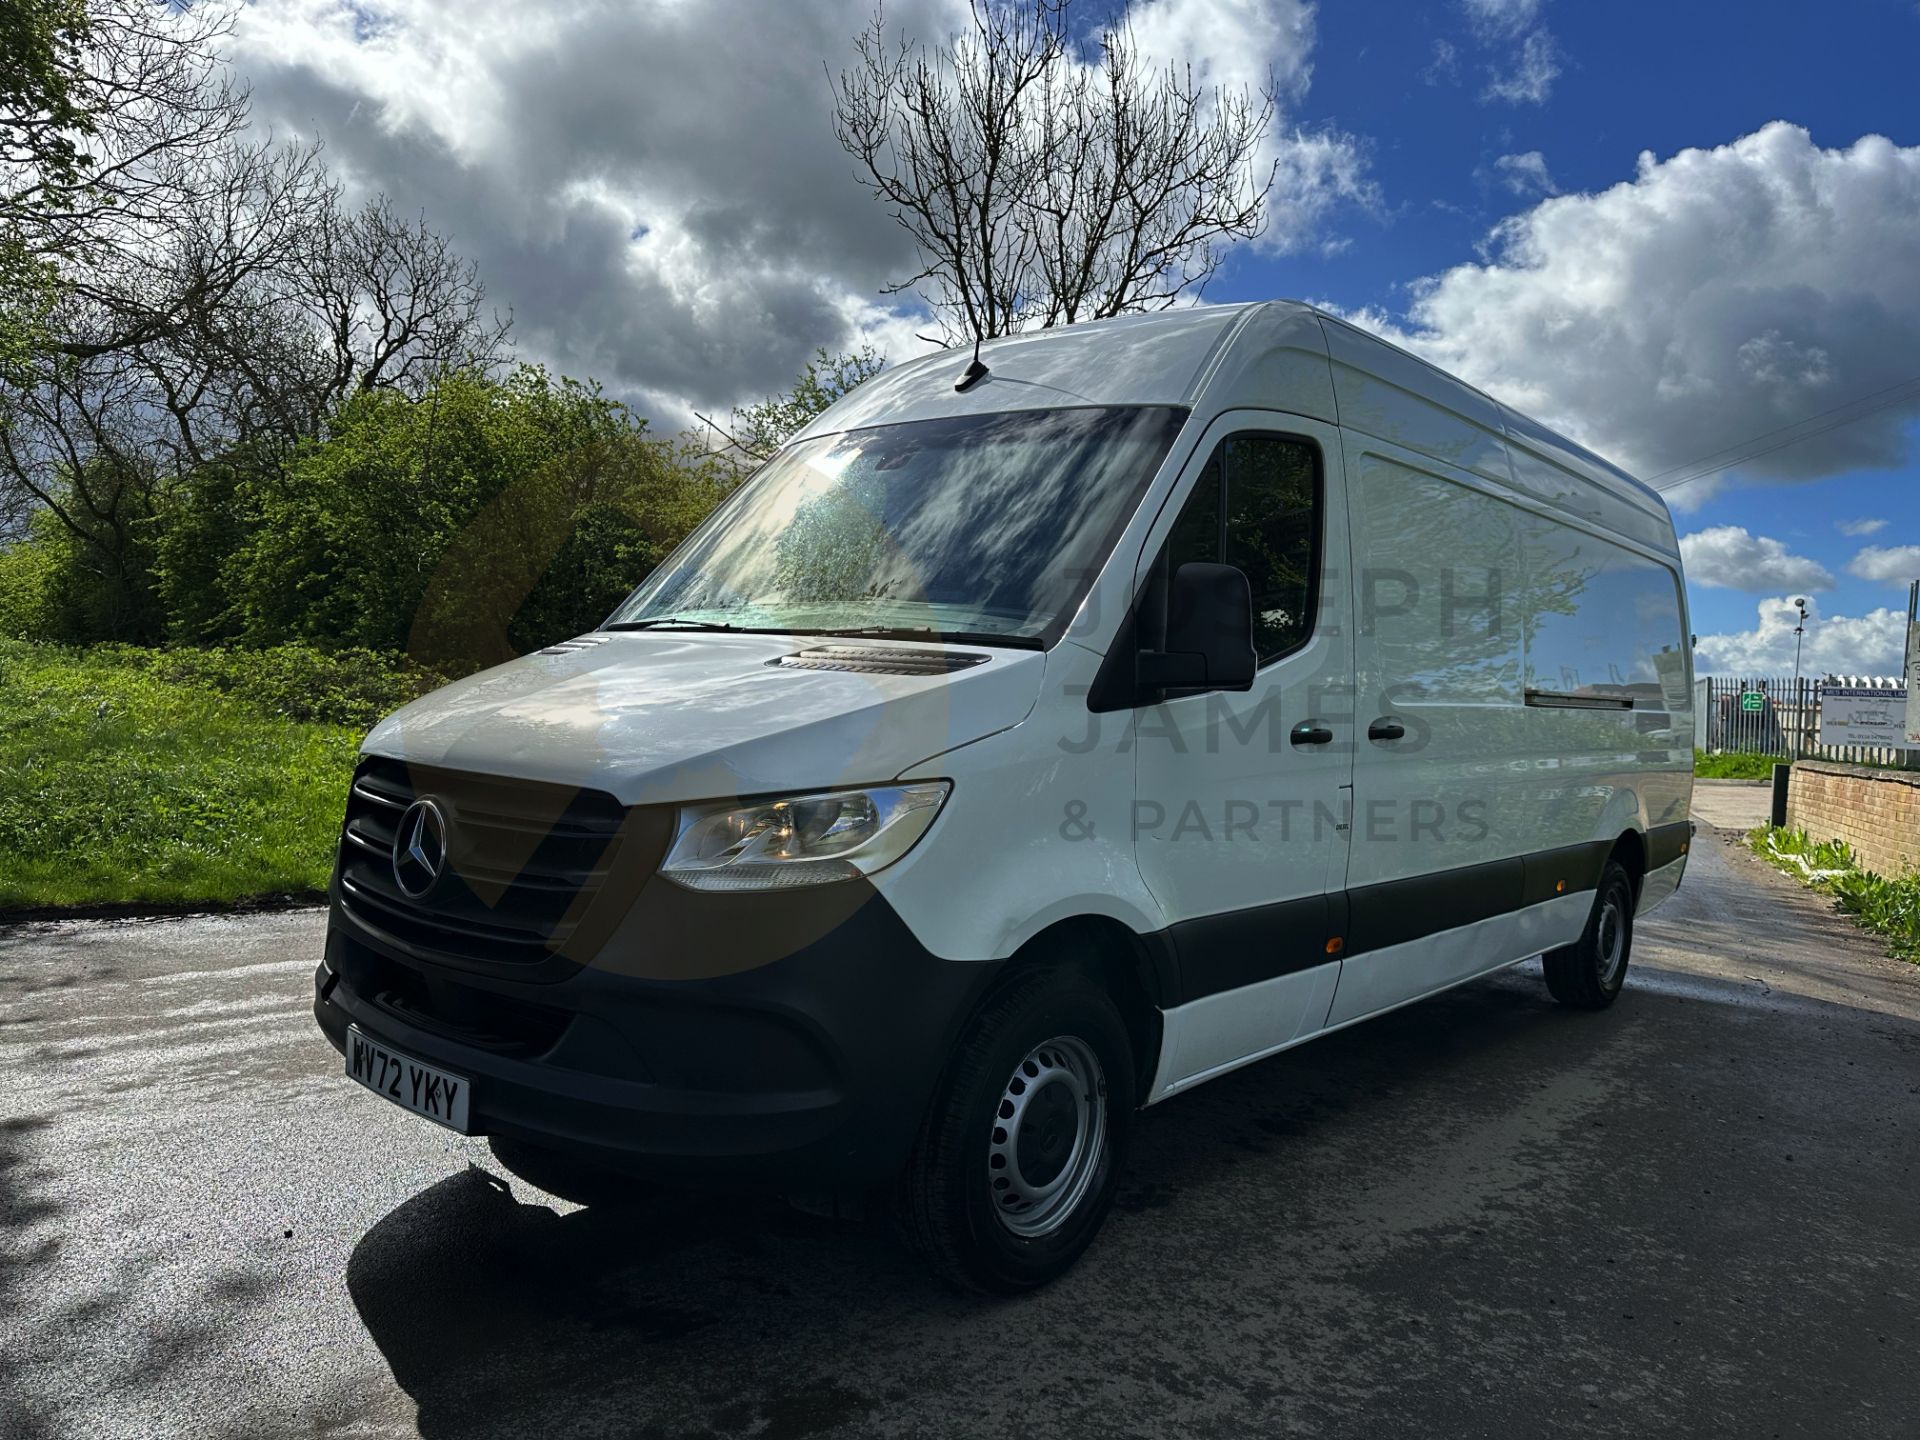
xmin=343 ymin=969 xmax=1631 ymax=1439
xmin=345 ymin=953 xmax=1920 ymax=1440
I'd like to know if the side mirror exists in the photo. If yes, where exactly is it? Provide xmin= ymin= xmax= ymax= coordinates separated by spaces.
xmin=1138 ymin=562 xmax=1256 ymax=694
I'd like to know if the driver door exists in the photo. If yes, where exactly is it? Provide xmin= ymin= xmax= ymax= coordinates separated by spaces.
xmin=1131 ymin=412 xmax=1355 ymax=1096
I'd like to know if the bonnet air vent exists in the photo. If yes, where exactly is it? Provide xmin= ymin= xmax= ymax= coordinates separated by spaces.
xmin=537 ymin=634 xmax=612 ymax=656
xmin=770 ymin=645 xmax=991 ymax=676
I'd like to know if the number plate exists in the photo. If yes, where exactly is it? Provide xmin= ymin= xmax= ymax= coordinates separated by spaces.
xmin=345 ymin=1026 xmax=471 ymax=1133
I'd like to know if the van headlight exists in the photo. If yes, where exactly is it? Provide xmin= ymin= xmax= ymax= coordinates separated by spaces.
xmin=660 ymin=782 xmax=951 ymax=892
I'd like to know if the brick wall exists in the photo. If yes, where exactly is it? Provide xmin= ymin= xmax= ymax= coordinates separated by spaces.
xmin=1787 ymin=761 xmax=1920 ymax=878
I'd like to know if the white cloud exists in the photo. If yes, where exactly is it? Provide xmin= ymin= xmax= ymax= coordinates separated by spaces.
xmin=1848 ymin=544 xmax=1920 ymax=584
xmin=1350 ymin=124 xmax=1920 ymax=500
xmin=1126 ymin=0 xmax=1379 ymax=253
xmin=227 ymin=0 xmax=1367 ymax=425
xmin=1493 ymin=150 xmax=1556 ymax=196
xmin=1128 ymin=0 xmax=1317 ymax=106
xmin=1680 ymin=526 xmax=1834 ymax=592
xmin=1837 ymin=517 xmax=1889 ymax=536
xmin=1695 ymin=597 xmax=1906 ymax=678
xmin=1462 ymin=0 xmax=1543 ymax=38
xmin=1482 ymin=29 xmax=1559 ymax=104
xmin=1455 ymin=1 xmax=1558 ymax=106
xmin=1423 ymin=38 xmax=1459 ymax=86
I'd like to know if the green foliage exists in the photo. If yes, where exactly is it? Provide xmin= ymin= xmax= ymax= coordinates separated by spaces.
xmin=149 ymin=446 xmax=269 ymax=644
xmin=0 ymin=0 xmax=96 ymax=190
xmin=731 ymin=346 xmax=885 ymax=460
xmin=101 ymin=643 xmax=448 ymax=728
xmin=232 ymin=365 xmax=731 ymax=672
xmin=1 ymin=481 xmax=165 ymax=645
xmin=5 ymin=348 xmax=884 ymax=672
xmin=0 ymin=518 xmax=57 ymax=637
xmin=0 ymin=641 xmax=364 ymax=910
xmin=0 ymin=231 xmax=56 ymax=381
xmin=0 ymin=0 xmax=91 ymax=375
xmin=1695 ymin=750 xmax=1779 ymax=780
xmin=1750 ymin=826 xmax=1920 ymax=962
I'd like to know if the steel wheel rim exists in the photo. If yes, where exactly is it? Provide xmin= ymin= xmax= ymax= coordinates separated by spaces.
xmin=1596 ymin=891 xmax=1628 ymax=987
xmin=987 ymin=1035 xmax=1107 ymax=1238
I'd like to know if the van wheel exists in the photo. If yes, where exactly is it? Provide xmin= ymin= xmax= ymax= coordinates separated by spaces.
xmin=903 ymin=965 xmax=1133 ymax=1293
xmin=1543 ymin=859 xmax=1636 ymax=1009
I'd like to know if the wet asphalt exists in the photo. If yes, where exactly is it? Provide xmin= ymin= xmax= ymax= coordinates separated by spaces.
xmin=2 ymin=820 xmax=1916 ymax=1439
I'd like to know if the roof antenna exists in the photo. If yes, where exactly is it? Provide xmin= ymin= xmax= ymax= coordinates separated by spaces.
xmin=954 ymin=334 xmax=989 ymax=392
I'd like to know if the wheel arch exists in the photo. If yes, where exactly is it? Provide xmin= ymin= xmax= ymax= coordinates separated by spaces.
xmin=993 ymin=914 xmax=1169 ymax=1108
xmin=1610 ymin=828 xmax=1648 ymax=899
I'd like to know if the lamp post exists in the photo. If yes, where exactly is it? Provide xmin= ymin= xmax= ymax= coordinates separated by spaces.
xmin=1790 ymin=597 xmax=1810 ymax=760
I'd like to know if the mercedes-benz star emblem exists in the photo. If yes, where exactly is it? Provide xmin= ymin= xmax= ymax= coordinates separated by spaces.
xmin=392 ymin=798 xmax=448 ymax=899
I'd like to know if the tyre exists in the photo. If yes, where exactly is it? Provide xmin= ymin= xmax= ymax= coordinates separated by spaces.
xmin=903 ymin=964 xmax=1133 ymax=1293
xmin=1543 ymin=858 xmax=1636 ymax=1009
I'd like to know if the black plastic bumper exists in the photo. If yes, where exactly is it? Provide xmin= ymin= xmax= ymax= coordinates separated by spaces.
xmin=315 ymin=877 xmax=1002 ymax=1188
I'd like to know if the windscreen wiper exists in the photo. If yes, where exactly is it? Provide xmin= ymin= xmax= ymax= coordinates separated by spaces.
xmin=604 ymin=617 xmax=743 ymax=632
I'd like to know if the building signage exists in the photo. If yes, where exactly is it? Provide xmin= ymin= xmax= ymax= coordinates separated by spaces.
xmin=1822 ymin=686 xmax=1909 ymax=749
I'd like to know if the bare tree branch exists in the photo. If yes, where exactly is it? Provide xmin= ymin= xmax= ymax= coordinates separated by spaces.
xmin=832 ymin=0 xmax=1276 ymax=346
xmin=0 ymin=2 xmax=512 ymax=569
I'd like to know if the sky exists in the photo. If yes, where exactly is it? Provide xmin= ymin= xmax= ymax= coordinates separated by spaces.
xmin=224 ymin=0 xmax=1920 ymax=678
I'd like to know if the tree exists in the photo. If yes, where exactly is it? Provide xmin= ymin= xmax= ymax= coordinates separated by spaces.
xmin=832 ymin=0 xmax=1276 ymax=345
xmin=233 ymin=367 xmax=730 ymax=672
xmin=0 ymin=0 xmax=89 ymax=441
xmin=0 ymin=2 xmax=508 ymax=610
xmin=720 ymin=345 xmax=886 ymax=463
xmin=0 ymin=1 xmax=95 ymax=196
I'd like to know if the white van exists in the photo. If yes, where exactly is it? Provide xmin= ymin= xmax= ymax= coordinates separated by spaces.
xmin=315 ymin=301 xmax=1694 ymax=1291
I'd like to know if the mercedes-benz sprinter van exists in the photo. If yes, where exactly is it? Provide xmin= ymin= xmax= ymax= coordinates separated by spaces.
xmin=314 ymin=301 xmax=1694 ymax=1292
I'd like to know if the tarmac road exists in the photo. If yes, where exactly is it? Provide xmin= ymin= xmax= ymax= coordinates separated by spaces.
xmin=2 ymin=815 xmax=1916 ymax=1439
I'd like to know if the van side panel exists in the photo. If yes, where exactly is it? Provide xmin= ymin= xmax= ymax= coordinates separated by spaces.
xmin=1321 ymin=329 xmax=1692 ymax=1031
xmin=1516 ymin=514 xmax=1695 ymax=851
xmin=1319 ymin=319 xmax=1512 ymax=487
xmin=1500 ymin=406 xmax=1677 ymax=558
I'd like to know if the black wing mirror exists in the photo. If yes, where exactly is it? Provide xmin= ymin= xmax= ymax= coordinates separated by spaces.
xmin=1136 ymin=562 xmax=1256 ymax=694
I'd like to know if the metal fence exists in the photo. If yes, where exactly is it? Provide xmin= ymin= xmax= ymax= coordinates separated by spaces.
xmin=1697 ymin=675 xmax=1915 ymax=768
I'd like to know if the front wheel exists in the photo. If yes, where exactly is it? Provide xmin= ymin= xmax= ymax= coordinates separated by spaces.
xmin=902 ymin=965 xmax=1133 ymax=1293
xmin=1543 ymin=858 xmax=1636 ymax=1009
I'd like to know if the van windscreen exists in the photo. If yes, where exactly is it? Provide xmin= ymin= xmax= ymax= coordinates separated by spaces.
xmin=610 ymin=406 xmax=1187 ymax=645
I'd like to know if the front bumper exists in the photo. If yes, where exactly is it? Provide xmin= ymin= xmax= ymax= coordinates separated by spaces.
xmin=315 ymin=876 xmax=1001 ymax=1188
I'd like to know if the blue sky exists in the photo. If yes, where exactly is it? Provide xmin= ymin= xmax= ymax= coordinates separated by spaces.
xmin=1203 ymin=0 xmax=1920 ymax=675
xmin=230 ymin=0 xmax=1920 ymax=674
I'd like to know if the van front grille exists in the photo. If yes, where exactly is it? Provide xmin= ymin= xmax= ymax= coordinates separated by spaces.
xmin=336 ymin=756 xmax=635 ymax=967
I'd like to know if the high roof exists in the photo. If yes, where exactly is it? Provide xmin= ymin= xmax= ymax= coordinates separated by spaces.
xmin=791 ymin=299 xmax=1672 ymax=548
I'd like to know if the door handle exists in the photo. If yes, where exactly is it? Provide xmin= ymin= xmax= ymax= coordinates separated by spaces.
xmin=1368 ymin=718 xmax=1407 ymax=742
xmin=1290 ymin=721 xmax=1335 ymax=747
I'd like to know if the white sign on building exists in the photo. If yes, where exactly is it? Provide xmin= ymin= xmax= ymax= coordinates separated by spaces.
xmin=1823 ymin=686 xmax=1910 ymax=748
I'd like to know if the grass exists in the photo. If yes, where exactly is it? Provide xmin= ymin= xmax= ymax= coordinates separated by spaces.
xmin=0 ymin=642 xmax=375 ymax=912
xmin=1695 ymin=750 xmax=1780 ymax=780
xmin=1749 ymin=825 xmax=1920 ymax=963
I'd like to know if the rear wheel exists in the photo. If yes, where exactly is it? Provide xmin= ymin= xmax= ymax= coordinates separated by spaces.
xmin=1543 ymin=858 xmax=1636 ymax=1009
xmin=903 ymin=965 xmax=1133 ymax=1293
